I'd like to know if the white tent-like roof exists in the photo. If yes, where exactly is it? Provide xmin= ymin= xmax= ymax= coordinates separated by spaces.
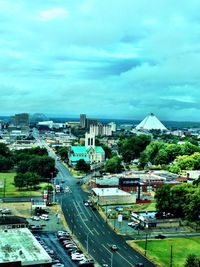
xmin=136 ymin=113 xmax=167 ymax=131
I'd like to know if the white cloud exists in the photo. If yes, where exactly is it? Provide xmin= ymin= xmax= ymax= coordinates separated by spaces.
xmin=39 ymin=7 xmax=69 ymax=21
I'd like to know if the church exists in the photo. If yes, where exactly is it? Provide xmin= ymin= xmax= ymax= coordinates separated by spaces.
xmin=68 ymin=132 xmax=105 ymax=167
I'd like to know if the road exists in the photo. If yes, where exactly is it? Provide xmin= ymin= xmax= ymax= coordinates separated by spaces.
xmin=32 ymin=133 xmax=155 ymax=266
xmin=55 ymin=161 xmax=155 ymax=267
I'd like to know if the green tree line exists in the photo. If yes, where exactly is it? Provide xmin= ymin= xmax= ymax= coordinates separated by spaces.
xmin=155 ymin=183 xmax=200 ymax=221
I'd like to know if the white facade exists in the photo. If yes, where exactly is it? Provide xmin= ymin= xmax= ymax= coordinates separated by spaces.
xmin=108 ymin=122 xmax=117 ymax=132
xmin=92 ymin=187 xmax=136 ymax=205
xmin=89 ymin=123 xmax=112 ymax=136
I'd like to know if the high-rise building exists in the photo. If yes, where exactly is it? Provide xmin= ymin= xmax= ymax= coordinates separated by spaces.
xmin=14 ymin=113 xmax=29 ymax=127
xmin=80 ymin=114 xmax=86 ymax=128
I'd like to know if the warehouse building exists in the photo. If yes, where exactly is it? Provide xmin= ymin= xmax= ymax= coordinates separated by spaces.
xmin=0 ymin=228 xmax=52 ymax=267
xmin=92 ymin=187 xmax=136 ymax=205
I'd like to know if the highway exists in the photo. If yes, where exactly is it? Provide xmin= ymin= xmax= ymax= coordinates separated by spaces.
xmin=55 ymin=160 xmax=155 ymax=267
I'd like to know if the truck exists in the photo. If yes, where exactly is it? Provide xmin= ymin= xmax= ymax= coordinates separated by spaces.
xmin=55 ymin=184 xmax=60 ymax=193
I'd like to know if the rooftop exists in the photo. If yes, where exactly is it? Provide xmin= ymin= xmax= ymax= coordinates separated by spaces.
xmin=92 ymin=187 xmax=132 ymax=196
xmin=0 ymin=228 xmax=52 ymax=265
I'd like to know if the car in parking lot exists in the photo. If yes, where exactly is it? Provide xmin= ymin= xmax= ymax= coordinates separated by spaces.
xmin=52 ymin=264 xmax=65 ymax=267
xmin=78 ymin=259 xmax=94 ymax=266
xmin=31 ymin=216 xmax=40 ymax=221
xmin=71 ymin=253 xmax=86 ymax=261
xmin=40 ymin=214 xmax=49 ymax=220
xmin=128 ymin=222 xmax=138 ymax=227
xmin=1 ymin=208 xmax=11 ymax=214
xmin=115 ymin=207 xmax=123 ymax=212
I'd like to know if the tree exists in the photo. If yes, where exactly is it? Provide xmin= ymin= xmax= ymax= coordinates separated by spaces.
xmin=76 ymin=159 xmax=90 ymax=172
xmin=155 ymin=185 xmax=172 ymax=213
xmin=0 ymin=156 xmax=14 ymax=171
xmin=105 ymin=156 xmax=123 ymax=173
xmin=56 ymin=146 xmax=69 ymax=161
xmin=14 ymin=173 xmax=26 ymax=190
xmin=0 ymin=143 xmax=11 ymax=157
xmin=184 ymin=254 xmax=200 ymax=267
xmin=118 ymin=134 xmax=151 ymax=163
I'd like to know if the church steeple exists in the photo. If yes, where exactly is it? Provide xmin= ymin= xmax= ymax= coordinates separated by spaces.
xmin=85 ymin=132 xmax=95 ymax=148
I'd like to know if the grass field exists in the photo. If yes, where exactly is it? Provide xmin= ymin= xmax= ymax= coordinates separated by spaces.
xmin=128 ymin=237 xmax=200 ymax=267
xmin=0 ymin=172 xmax=47 ymax=197
xmin=132 ymin=202 xmax=156 ymax=212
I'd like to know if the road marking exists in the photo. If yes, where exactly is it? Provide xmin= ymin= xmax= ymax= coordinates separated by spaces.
xmin=92 ymin=249 xmax=95 ymax=252
xmin=116 ymin=252 xmax=134 ymax=267
xmin=135 ymin=255 xmax=139 ymax=259
xmin=93 ymin=228 xmax=100 ymax=236
xmin=102 ymin=245 xmax=133 ymax=267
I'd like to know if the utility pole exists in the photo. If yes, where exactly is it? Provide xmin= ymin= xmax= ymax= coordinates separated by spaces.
xmin=144 ymin=233 xmax=148 ymax=256
xmin=170 ymin=245 xmax=173 ymax=267
xmin=3 ymin=178 xmax=6 ymax=199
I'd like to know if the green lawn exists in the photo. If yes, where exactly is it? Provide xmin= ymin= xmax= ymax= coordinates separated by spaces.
xmin=132 ymin=202 xmax=156 ymax=212
xmin=129 ymin=237 xmax=200 ymax=267
xmin=0 ymin=173 xmax=47 ymax=197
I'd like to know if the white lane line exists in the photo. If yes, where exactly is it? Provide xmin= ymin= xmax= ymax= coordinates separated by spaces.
xmin=93 ymin=228 xmax=100 ymax=236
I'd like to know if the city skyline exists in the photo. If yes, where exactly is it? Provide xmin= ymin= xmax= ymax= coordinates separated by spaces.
xmin=1 ymin=1 xmax=200 ymax=121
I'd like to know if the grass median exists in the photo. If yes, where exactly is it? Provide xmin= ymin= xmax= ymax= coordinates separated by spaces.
xmin=128 ymin=237 xmax=200 ymax=267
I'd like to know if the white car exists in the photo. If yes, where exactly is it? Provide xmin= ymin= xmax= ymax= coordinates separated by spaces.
xmin=128 ymin=222 xmax=137 ymax=227
xmin=40 ymin=214 xmax=49 ymax=220
xmin=71 ymin=254 xmax=86 ymax=261
xmin=31 ymin=216 xmax=40 ymax=221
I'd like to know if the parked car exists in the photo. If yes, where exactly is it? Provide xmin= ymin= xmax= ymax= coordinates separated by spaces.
xmin=1 ymin=208 xmax=11 ymax=214
xmin=115 ymin=207 xmax=123 ymax=212
xmin=31 ymin=216 xmax=40 ymax=221
xmin=135 ymin=263 xmax=144 ymax=267
xmin=57 ymin=231 xmax=70 ymax=237
xmin=79 ymin=259 xmax=94 ymax=266
xmin=40 ymin=214 xmax=49 ymax=220
xmin=128 ymin=222 xmax=138 ymax=227
xmin=71 ymin=254 xmax=86 ymax=261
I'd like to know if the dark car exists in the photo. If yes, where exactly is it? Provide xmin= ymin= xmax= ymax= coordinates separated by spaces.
xmin=155 ymin=234 xmax=166 ymax=239
xmin=135 ymin=263 xmax=144 ymax=267
xmin=110 ymin=245 xmax=118 ymax=251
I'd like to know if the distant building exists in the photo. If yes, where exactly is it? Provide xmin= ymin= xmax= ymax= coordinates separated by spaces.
xmin=14 ymin=113 xmax=29 ymax=127
xmin=89 ymin=123 xmax=112 ymax=136
xmin=108 ymin=122 xmax=117 ymax=132
xmin=136 ymin=113 xmax=167 ymax=131
xmin=79 ymin=114 xmax=98 ymax=129
xmin=80 ymin=114 xmax=86 ymax=128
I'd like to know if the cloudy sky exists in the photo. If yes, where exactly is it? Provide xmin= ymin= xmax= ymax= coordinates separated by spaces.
xmin=0 ymin=0 xmax=200 ymax=121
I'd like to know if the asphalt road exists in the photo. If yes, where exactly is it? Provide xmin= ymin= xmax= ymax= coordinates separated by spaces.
xmin=56 ymin=160 xmax=155 ymax=267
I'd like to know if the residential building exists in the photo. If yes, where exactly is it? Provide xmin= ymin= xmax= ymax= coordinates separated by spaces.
xmin=89 ymin=123 xmax=112 ymax=136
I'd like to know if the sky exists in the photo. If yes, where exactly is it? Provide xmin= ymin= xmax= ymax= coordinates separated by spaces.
xmin=1 ymin=0 xmax=200 ymax=121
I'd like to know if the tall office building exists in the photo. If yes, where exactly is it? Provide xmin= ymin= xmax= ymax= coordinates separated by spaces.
xmin=80 ymin=114 xmax=86 ymax=128
xmin=14 ymin=113 xmax=29 ymax=127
